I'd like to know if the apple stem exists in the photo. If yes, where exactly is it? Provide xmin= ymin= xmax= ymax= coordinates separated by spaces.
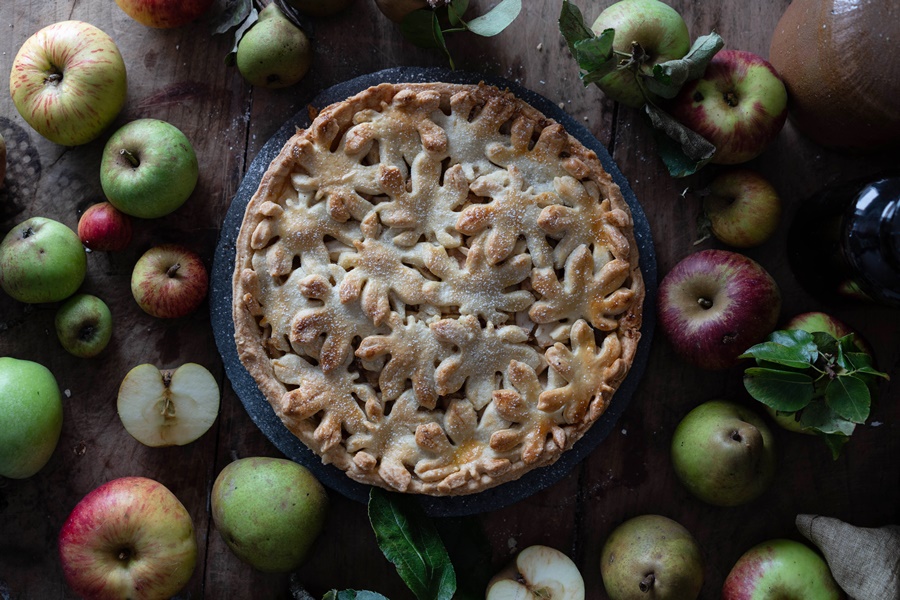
xmin=119 ymin=148 xmax=140 ymax=168
xmin=698 ymin=297 xmax=714 ymax=309
xmin=639 ymin=573 xmax=655 ymax=592
xmin=724 ymin=91 xmax=739 ymax=107
xmin=44 ymin=71 xmax=62 ymax=87
xmin=166 ymin=263 xmax=181 ymax=278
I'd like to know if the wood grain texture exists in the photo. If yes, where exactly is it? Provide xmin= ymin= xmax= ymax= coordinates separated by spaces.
xmin=0 ymin=0 xmax=898 ymax=599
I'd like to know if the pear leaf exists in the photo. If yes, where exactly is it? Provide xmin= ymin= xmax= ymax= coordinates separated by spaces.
xmin=225 ymin=7 xmax=259 ymax=65
xmin=825 ymin=375 xmax=871 ymax=424
xmin=211 ymin=0 xmax=252 ymax=35
xmin=743 ymin=367 xmax=815 ymax=412
xmin=643 ymin=32 xmax=724 ymax=98
xmin=643 ymin=103 xmax=716 ymax=178
xmin=464 ymin=0 xmax=521 ymax=37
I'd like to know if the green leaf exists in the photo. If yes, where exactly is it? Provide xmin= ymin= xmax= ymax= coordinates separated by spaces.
xmin=434 ymin=518 xmax=493 ymax=600
xmin=811 ymin=331 xmax=839 ymax=355
xmin=743 ymin=367 xmax=815 ymax=412
xmin=840 ymin=351 xmax=890 ymax=379
xmin=401 ymin=9 xmax=444 ymax=49
xmin=447 ymin=0 xmax=469 ymax=25
xmin=324 ymin=591 xmax=391 ymax=600
xmin=573 ymin=30 xmax=615 ymax=74
xmin=740 ymin=331 xmax=818 ymax=369
xmin=369 ymin=488 xmax=456 ymax=600
xmin=825 ymin=375 xmax=871 ymax=423
xmin=800 ymin=401 xmax=857 ymax=436
xmin=643 ymin=32 xmax=724 ymax=99
xmin=821 ymin=432 xmax=851 ymax=460
xmin=211 ymin=0 xmax=252 ymax=35
xmin=224 ymin=7 xmax=259 ymax=66
xmin=465 ymin=0 xmax=521 ymax=37
xmin=643 ymin=103 xmax=716 ymax=178
xmin=559 ymin=0 xmax=596 ymax=55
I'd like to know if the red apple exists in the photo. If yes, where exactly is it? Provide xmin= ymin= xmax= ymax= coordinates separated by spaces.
xmin=114 ymin=0 xmax=214 ymax=28
xmin=701 ymin=169 xmax=782 ymax=248
xmin=670 ymin=49 xmax=788 ymax=165
xmin=722 ymin=538 xmax=844 ymax=600
xmin=657 ymin=249 xmax=781 ymax=370
xmin=130 ymin=244 xmax=208 ymax=319
xmin=59 ymin=476 xmax=198 ymax=600
xmin=78 ymin=202 xmax=133 ymax=252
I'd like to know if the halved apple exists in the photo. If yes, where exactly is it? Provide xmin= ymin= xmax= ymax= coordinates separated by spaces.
xmin=486 ymin=545 xmax=585 ymax=600
xmin=117 ymin=363 xmax=220 ymax=447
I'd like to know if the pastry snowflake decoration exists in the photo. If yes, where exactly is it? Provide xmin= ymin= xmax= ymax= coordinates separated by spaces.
xmin=233 ymin=82 xmax=644 ymax=496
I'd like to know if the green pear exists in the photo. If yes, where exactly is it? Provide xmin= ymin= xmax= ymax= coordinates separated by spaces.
xmin=601 ymin=514 xmax=704 ymax=600
xmin=236 ymin=4 xmax=312 ymax=89
xmin=211 ymin=457 xmax=328 ymax=572
xmin=671 ymin=400 xmax=776 ymax=506
xmin=0 ymin=357 xmax=64 ymax=478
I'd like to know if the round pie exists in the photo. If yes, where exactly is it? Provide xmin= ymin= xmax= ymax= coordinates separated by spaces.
xmin=232 ymin=81 xmax=644 ymax=496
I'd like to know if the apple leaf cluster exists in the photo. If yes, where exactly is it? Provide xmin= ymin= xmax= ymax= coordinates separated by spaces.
xmin=398 ymin=0 xmax=522 ymax=69
xmin=740 ymin=329 xmax=890 ymax=458
xmin=558 ymin=0 xmax=723 ymax=177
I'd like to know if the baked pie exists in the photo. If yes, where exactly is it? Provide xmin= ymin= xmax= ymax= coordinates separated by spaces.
xmin=232 ymin=82 xmax=644 ymax=496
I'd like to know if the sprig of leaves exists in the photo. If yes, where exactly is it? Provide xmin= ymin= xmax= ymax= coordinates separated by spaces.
xmin=558 ymin=0 xmax=723 ymax=177
xmin=740 ymin=329 xmax=889 ymax=459
xmin=401 ymin=0 xmax=522 ymax=69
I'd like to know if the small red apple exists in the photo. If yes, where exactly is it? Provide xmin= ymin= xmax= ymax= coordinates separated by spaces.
xmin=131 ymin=244 xmax=208 ymax=319
xmin=670 ymin=49 xmax=788 ymax=165
xmin=78 ymin=202 xmax=133 ymax=252
xmin=114 ymin=0 xmax=214 ymax=28
xmin=657 ymin=249 xmax=781 ymax=370
xmin=58 ymin=476 xmax=198 ymax=600
xmin=701 ymin=169 xmax=782 ymax=248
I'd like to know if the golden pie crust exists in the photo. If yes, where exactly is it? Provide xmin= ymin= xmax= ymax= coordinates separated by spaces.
xmin=233 ymin=82 xmax=644 ymax=496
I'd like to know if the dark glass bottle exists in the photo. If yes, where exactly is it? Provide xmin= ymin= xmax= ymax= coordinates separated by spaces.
xmin=787 ymin=175 xmax=900 ymax=308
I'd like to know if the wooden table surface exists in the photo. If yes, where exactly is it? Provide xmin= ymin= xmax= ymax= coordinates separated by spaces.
xmin=1 ymin=1 xmax=898 ymax=598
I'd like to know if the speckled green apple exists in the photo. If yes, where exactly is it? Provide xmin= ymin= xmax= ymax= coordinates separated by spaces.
xmin=0 ymin=357 xmax=63 ymax=479
xmin=0 ymin=216 xmax=86 ymax=303
xmin=211 ymin=457 xmax=328 ymax=572
xmin=9 ymin=21 xmax=126 ymax=146
xmin=101 ymin=119 xmax=199 ymax=219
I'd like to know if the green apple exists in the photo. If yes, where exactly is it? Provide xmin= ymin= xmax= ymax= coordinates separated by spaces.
xmin=9 ymin=21 xmax=127 ymax=146
xmin=600 ymin=514 xmax=704 ymax=600
xmin=100 ymin=119 xmax=199 ymax=219
xmin=211 ymin=457 xmax=328 ymax=572
xmin=0 ymin=357 xmax=63 ymax=478
xmin=722 ymin=538 xmax=844 ymax=599
xmin=0 ymin=216 xmax=87 ymax=303
xmin=590 ymin=0 xmax=691 ymax=108
xmin=55 ymin=294 xmax=113 ymax=358
xmin=671 ymin=400 xmax=776 ymax=506
xmin=236 ymin=4 xmax=313 ymax=89
xmin=702 ymin=169 xmax=782 ymax=248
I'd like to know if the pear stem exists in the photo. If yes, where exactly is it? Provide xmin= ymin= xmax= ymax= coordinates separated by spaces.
xmin=639 ymin=573 xmax=655 ymax=592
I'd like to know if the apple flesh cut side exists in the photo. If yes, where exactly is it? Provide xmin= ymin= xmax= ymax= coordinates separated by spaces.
xmin=117 ymin=363 xmax=220 ymax=447
xmin=657 ymin=249 xmax=781 ymax=370
xmin=59 ymin=476 xmax=197 ymax=600
xmin=486 ymin=545 xmax=585 ymax=600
